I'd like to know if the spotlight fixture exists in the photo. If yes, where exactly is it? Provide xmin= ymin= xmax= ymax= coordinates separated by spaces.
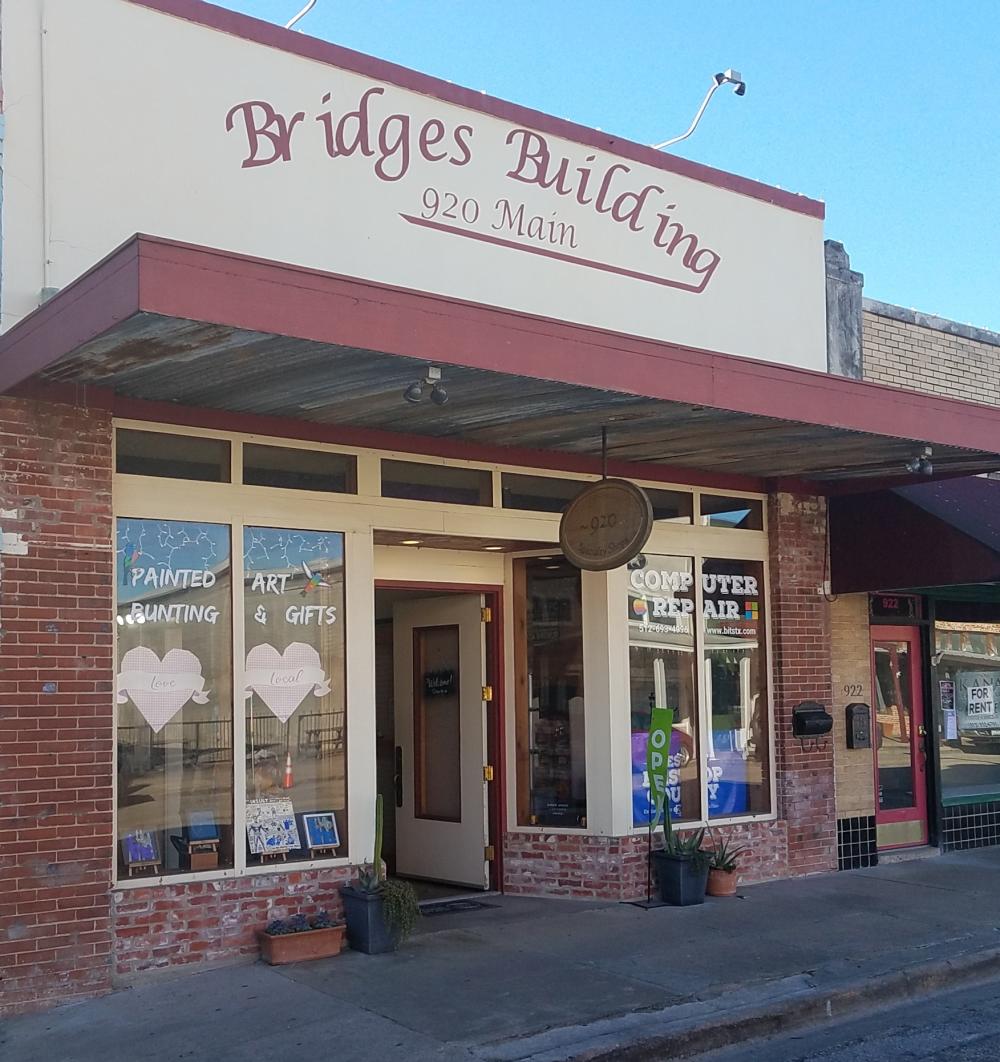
xmin=651 ymin=68 xmax=747 ymax=151
xmin=401 ymin=539 xmax=422 ymax=546
xmin=905 ymin=445 xmax=933 ymax=476
xmin=483 ymin=545 xmax=504 ymax=551
xmin=403 ymin=365 xmax=449 ymax=406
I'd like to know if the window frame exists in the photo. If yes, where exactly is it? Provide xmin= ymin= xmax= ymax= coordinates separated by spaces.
xmin=111 ymin=420 xmax=773 ymax=877
xmin=625 ymin=540 xmax=776 ymax=835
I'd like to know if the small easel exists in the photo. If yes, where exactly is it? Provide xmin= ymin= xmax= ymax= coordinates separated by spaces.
xmin=307 ymin=844 xmax=339 ymax=858
xmin=260 ymin=848 xmax=291 ymax=863
xmin=126 ymin=858 xmax=162 ymax=877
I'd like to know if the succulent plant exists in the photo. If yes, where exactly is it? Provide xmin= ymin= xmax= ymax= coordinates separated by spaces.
xmin=264 ymin=910 xmax=343 ymax=935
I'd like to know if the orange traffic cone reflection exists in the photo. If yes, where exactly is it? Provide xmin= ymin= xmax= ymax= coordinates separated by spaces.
xmin=282 ymin=752 xmax=294 ymax=789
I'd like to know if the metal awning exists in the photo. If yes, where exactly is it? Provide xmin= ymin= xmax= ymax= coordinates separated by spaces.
xmin=831 ymin=478 xmax=1000 ymax=593
xmin=3 ymin=234 xmax=1000 ymax=490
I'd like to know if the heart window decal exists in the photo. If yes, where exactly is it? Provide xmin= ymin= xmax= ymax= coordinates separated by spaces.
xmin=244 ymin=642 xmax=331 ymax=723
xmin=116 ymin=646 xmax=210 ymax=733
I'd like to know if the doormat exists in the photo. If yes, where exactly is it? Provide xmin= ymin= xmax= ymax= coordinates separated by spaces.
xmin=419 ymin=898 xmax=500 ymax=917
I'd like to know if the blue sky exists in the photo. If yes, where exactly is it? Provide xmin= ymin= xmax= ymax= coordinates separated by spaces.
xmin=224 ymin=0 xmax=1000 ymax=332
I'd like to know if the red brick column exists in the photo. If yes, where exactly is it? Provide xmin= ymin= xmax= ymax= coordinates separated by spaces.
xmin=767 ymin=492 xmax=837 ymax=875
xmin=0 ymin=396 xmax=115 ymax=1015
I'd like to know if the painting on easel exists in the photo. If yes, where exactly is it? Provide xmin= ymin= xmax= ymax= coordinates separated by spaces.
xmin=246 ymin=798 xmax=300 ymax=856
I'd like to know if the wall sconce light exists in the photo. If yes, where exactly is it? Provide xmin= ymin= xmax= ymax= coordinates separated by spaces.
xmin=403 ymin=365 xmax=449 ymax=406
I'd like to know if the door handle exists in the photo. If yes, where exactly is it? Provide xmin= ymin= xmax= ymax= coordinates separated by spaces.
xmin=394 ymin=746 xmax=403 ymax=808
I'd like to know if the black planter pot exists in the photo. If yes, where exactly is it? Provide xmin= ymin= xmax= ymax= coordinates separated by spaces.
xmin=340 ymin=885 xmax=398 ymax=954
xmin=651 ymin=851 xmax=710 ymax=906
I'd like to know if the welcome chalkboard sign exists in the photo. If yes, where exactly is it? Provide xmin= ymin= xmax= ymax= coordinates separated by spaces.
xmin=424 ymin=669 xmax=456 ymax=697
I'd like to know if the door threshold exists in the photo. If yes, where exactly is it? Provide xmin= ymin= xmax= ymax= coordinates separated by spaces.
xmin=877 ymin=844 xmax=940 ymax=864
xmin=417 ymin=889 xmax=501 ymax=908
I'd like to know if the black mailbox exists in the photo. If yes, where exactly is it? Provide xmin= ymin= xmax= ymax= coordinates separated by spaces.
xmin=846 ymin=703 xmax=872 ymax=749
xmin=792 ymin=701 xmax=833 ymax=738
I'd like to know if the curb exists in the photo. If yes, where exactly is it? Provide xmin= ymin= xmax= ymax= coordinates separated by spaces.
xmin=488 ymin=945 xmax=1000 ymax=1061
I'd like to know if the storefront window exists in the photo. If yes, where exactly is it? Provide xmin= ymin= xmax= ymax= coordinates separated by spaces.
xmin=115 ymin=518 xmax=234 ymax=877
xmin=627 ymin=555 xmax=700 ymax=825
xmin=515 ymin=558 xmax=586 ymax=827
xmin=702 ymin=558 xmax=771 ymax=817
xmin=936 ymin=615 xmax=1000 ymax=803
xmin=243 ymin=527 xmax=348 ymax=863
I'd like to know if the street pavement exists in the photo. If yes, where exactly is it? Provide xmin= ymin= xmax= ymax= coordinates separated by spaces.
xmin=699 ymin=974 xmax=1000 ymax=1061
xmin=4 ymin=848 xmax=1000 ymax=1061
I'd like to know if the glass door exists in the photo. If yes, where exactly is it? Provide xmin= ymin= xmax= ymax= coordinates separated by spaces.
xmin=871 ymin=626 xmax=928 ymax=848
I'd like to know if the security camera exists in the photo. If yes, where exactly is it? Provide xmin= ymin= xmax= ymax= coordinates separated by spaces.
xmin=905 ymin=446 xmax=933 ymax=476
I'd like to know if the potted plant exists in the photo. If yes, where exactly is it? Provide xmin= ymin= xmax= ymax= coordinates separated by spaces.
xmin=706 ymin=836 xmax=747 ymax=897
xmin=650 ymin=825 xmax=712 ymax=906
xmin=341 ymin=794 xmax=421 ymax=953
xmin=258 ymin=910 xmax=346 ymax=965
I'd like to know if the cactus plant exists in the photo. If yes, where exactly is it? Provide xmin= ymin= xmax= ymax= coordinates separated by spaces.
xmin=374 ymin=792 xmax=384 ymax=882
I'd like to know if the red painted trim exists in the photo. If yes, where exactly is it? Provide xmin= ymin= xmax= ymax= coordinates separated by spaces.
xmin=0 ymin=240 xmax=140 ymax=393
xmin=870 ymin=625 xmax=928 ymax=846
xmin=5 ymin=235 xmax=1000 ymax=475
xmin=488 ymin=588 xmax=507 ymax=892
xmin=374 ymin=580 xmax=505 ymax=891
xmin=127 ymin=237 xmax=1000 ymax=456
xmin=374 ymin=581 xmax=502 ymax=594
xmin=125 ymin=0 xmax=823 ymax=220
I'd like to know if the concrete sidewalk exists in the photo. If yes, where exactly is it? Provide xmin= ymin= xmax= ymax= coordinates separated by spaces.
xmin=5 ymin=849 xmax=1000 ymax=1061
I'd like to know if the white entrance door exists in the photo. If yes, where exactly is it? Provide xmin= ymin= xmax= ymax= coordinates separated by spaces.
xmin=392 ymin=594 xmax=489 ymax=889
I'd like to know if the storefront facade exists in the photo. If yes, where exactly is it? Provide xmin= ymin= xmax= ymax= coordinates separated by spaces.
xmin=831 ymin=477 xmax=1000 ymax=868
xmin=3 ymin=0 xmax=1000 ymax=1017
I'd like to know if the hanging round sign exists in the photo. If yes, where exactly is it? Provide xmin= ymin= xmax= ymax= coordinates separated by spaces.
xmin=559 ymin=479 xmax=654 ymax=571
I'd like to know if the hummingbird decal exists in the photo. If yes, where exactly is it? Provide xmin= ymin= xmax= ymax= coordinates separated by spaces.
xmin=123 ymin=543 xmax=141 ymax=583
xmin=300 ymin=561 xmax=330 ymax=595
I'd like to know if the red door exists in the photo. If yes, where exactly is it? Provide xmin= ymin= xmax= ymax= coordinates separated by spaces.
xmin=871 ymin=627 xmax=928 ymax=848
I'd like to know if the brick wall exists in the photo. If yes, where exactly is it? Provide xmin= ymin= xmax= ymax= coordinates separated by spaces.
xmin=767 ymin=493 xmax=837 ymax=876
xmin=863 ymin=305 xmax=1000 ymax=406
xmin=112 ymin=867 xmax=353 ymax=977
xmin=0 ymin=395 xmax=116 ymax=1016
xmin=503 ymin=819 xmax=790 ymax=900
xmin=830 ymin=594 xmax=875 ymax=817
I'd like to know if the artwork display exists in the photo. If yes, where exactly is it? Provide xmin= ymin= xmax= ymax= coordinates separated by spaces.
xmin=115 ymin=517 xmax=234 ymax=879
xmin=302 ymin=812 xmax=341 ymax=852
xmin=246 ymin=798 xmax=301 ymax=855
xmin=121 ymin=829 xmax=159 ymax=868
xmin=244 ymin=527 xmax=347 ymax=861
xmin=186 ymin=812 xmax=220 ymax=843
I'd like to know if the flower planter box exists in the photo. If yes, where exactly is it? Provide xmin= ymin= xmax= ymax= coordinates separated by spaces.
xmin=707 ymin=867 xmax=739 ymax=897
xmin=651 ymin=850 xmax=710 ymax=906
xmin=340 ymin=885 xmax=398 ymax=954
xmin=258 ymin=924 xmax=346 ymax=965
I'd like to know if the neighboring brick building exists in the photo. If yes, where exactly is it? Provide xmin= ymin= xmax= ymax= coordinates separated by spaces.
xmin=827 ymin=267 xmax=1000 ymax=871
xmin=863 ymin=300 xmax=1000 ymax=406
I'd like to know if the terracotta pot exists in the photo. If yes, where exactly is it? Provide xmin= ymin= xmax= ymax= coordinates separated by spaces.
xmin=706 ymin=867 xmax=739 ymax=897
xmin=258 ymin=924 xmax=346 ymax=965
